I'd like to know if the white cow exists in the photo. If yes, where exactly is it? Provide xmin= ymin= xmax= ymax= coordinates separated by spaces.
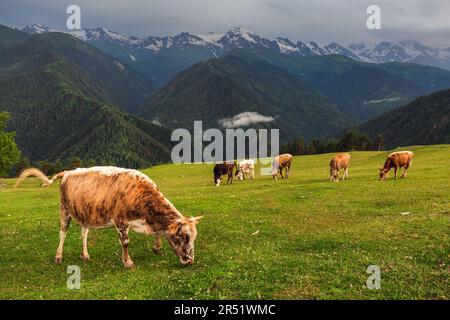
xmin=236 ymin=159 xmax=256 ymax=180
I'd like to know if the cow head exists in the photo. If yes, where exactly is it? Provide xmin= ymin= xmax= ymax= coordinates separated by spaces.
xmin=214 ymin=176 xmax=221 ymax=186
xmin=379 ymin=168 xmax=389 ymax=181
xmin=236 ymin=170 xmax=243 ymax=180
xmin=166 ymin=216 xmax=203 ymax=265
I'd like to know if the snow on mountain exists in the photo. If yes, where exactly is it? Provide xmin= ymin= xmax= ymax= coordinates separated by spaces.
xmin=21 ymin=24 xmax=58 ymax=34
xmin=20 ymin=24 xmax=450 ymax=70
xmin=274 ymin=37 xmax=300 ymax=54
xmin=323 ymin=42 xmax=360 ymax=60
xmin=305 ymin=41 xmax=328 ymax=55
xmin=197 ymin=32 xmax=225 ymax=46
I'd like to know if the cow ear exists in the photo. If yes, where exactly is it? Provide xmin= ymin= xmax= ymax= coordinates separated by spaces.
xmin=168 ymin=220 xmax=182 ymax=234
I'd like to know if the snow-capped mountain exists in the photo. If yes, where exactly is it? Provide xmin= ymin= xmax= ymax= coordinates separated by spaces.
xmin=22 ymin=24 xmax=58 ymax=34
xmin=21 ymin=24 xmax=450 ymax=75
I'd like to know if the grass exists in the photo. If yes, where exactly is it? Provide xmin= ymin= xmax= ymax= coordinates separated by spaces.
xmin=0 ymin=145 xmax=449 ymax=299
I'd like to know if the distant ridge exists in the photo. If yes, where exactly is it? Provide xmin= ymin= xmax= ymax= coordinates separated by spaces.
xmin=21 ymin=24 xmax=450 ymax=79
xmin=358 ymin=89 xmax=450 ymax=147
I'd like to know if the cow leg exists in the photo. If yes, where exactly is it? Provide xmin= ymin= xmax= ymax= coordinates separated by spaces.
xmin=116 ymin=224 xmax=135 ymax=268
xmin=54 ymin=206 xmax=71 ymax=264
xmin=153 ymin=233 xmax=163 ymax=254
xmin=402 ymin=160 xmax=412 ymax=178
xmin=280 ymin=168 xmax=285 ymax=179
xmin=80 ymin=227 xmax=90 ymax=261
xmin=228 ymin=172 xmax=233 ymax=184
xmin=394 ymin=166 xmax=398 ymax=179
xmin=285 ymin=166 xmax=290 ymax=179
xmin=401 ymin=168 xmax=407 ymax=178
xmin=401 ymin=166 xmax=408 ymax=178
xmin=344 ymin=167 xmax=349 ymax=180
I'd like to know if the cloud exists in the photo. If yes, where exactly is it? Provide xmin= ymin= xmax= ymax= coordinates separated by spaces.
xmin=0 ymin=0 xmax=449 ymax=45
xmin=218 ymin=112 xmax=275 ymax=128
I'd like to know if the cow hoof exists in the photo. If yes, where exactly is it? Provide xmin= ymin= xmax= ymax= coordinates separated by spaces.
xmin=124 ymin=261 xmax=136 ymax=269
xmin=54 ymin=256 xmax=63 ymax=264
xmin=80 ymin=254 xmax=90 ymax=261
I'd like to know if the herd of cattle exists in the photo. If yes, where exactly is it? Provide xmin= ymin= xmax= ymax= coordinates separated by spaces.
xmin=213 ymin=150 xmax=414 ymax=185
xmin=13 ymin=150 xmax=414 ymax=268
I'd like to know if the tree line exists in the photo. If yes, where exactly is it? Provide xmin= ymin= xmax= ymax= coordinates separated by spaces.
xmin=2 ymin=112 xmax=386 ymax=180
xmin=11 ymin=156 xmax=98 ymax=177
xmin=1 ymin=111 xmax=96 ymax=179
xmin=281 ymin=130 xmax=385 ymax=155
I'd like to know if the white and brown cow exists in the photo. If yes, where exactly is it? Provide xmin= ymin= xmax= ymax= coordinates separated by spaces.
xmin=272 ymin=154 xmax=293 ymax=180
xmin=14 ymin=167 xmax=203 ymax=268
xmin=329 ymin=153 xmax=350 ymax=182
xmin=236 ymin=159 xmax=256 ymax=180
xmin=379 ymin=151 xmax=414 ymax=181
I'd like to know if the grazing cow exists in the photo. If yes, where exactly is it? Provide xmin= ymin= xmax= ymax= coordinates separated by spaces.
xmin=379 ymin=151 xmax=414 ymax=181
xmin=213 ymin=162 xmax=236 ymax=186
xmin=329 ymin=153 xmax=350 ymax=182
xmin=14 ymin=167 xmax=203 ymax=268
xmin=236 ymin=159 xmax=256 ymax=180
xmin=272 ymin=154 xmax=293 ymax=180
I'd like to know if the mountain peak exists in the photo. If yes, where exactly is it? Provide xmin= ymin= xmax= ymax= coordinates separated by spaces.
xmin=221 ymin=27 xmax=259 ymax=45
xmin=22 ymin=24 xmax=57 ymax=34
xmin=17 ymin=24 xmax=450 ymax=71
xmin=229 ymin=27 xmax=255 ymax=34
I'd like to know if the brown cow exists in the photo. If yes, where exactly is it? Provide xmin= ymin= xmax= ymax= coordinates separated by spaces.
xmin=272 ymin=154 xmax=293 ymax=180
xmin=213 ymin=161 xmax=236 ymax=186
xmin=330 ymin=153 xmax=350 ymax=182
xmin=14 ymin=167 xmax=203 ymax=268
xmin=379 ymin=151 xmax=414 ymax=181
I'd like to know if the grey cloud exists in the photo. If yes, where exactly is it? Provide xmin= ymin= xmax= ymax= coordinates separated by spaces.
xmin=0 ymin=0 xmax=448 ymax=45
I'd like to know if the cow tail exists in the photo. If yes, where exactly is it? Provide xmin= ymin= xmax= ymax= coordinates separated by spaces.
xmin=14 ymin=168 xmax=66 ymax=188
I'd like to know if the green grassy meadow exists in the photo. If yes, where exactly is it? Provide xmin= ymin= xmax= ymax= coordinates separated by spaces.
xmin=0 ymin=145 xmax=449 ymax=299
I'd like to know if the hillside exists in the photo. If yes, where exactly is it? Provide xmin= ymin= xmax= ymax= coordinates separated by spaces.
xmin=140 ymin=50 xmax=351 ymax=141
xmin=358 ymin=89 xmax=450 ymax=147
xmin=255 ymin=53 xmax=450 ymax=121
xmin=143 ymin=49 xmax=450 ymax=127
xmin=0 ymin=26 xmax=171 ymax=167
xmin=0 ymin=25 xmax=157 ymax=113
xmin=0 ymin=25 xmax=31 ymax=48
xmin=33 ymin=32 xmax=158 ymax=113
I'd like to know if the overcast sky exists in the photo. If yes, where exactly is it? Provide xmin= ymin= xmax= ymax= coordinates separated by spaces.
xmin=1 ymin=0 xmax=449 ymax=45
